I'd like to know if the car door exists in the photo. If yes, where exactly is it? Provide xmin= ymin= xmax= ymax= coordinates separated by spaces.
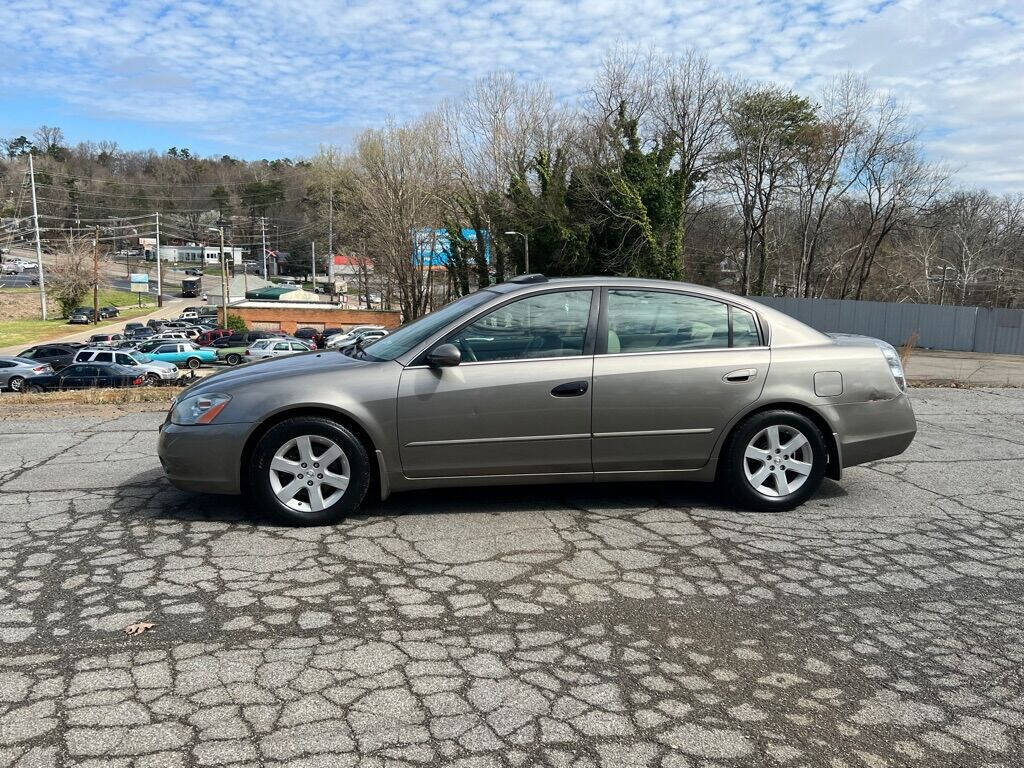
xmin=397 ymin=288 xmax=597 ymax=478
xmin=58 ymin=365 xmax=91 ymax=390
xmin=91 ymin=365 xmax=113 ymax=388
xmin=270 ymin=341 xmax=291 ymax=357
xmin=591 ymin=288 xmax=769 ymax=473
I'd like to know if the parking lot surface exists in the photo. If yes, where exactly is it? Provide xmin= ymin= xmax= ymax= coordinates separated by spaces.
xmin=0 ymin=388 xmax=1022 ymax=767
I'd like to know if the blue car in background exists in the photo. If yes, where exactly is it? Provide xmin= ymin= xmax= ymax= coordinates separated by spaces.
xmin=145 ymin=341 xmax=218 ymax=369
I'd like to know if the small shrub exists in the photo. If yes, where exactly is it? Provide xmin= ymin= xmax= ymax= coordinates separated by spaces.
xmin=224 ymin=313 xmax=248 ymax=333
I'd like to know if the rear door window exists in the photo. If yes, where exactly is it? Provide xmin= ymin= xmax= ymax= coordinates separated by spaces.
xmin=603 ymin=290 xmax=730 ymax=352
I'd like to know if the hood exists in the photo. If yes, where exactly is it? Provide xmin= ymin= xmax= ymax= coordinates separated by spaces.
xmin=178 ymin=348 xmax=372 ymax=398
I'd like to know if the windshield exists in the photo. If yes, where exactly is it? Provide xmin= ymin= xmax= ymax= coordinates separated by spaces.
xmin=357 ymin=291 xmax=495 ymax=361
xmin=135 ymin=353 xmax=152 ymax=363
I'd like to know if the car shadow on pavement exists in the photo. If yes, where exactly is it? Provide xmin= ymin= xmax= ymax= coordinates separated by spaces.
xmin=122 ymin=468 xmax=847 ymax=527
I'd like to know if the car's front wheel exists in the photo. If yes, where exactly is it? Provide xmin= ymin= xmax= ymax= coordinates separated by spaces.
xmin=225 ymin=353 xmax=241 ymax=366
xmin=185 ymin=357 xmax=201 ymax=370
xmin=722 ymin=410 xmax=827 ymax=512
xmin=8 ymin=376 xmax=25 ymax=392
xmin=247 ymin=417 xmax=371 ymax=525
xmin=144 ymin=372 xmax=160 ymax=386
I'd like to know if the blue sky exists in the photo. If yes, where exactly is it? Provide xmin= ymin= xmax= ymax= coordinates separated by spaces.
xmin=1 ymin=0 xmax=1022 ymax=189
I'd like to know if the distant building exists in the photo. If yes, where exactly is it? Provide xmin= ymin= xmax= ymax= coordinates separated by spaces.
xmin=140 ymin=238 xmax=245 ymax=265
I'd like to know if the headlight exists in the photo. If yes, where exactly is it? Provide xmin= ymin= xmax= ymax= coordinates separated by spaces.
xmin=170 ymin=393 xmax=231 ymax=425
xmin=878 ymin=343 xmax=907 ymax=392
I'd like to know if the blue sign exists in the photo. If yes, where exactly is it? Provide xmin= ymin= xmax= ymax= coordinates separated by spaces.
xmin=413 ymin=228 xmax=490 ymax=267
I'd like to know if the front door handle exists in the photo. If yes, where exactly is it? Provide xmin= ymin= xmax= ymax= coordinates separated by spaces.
xmin=551 ymin=380 xmax=589 ymax=397
xmin=723 ymin=368 xmax=757 ymax=383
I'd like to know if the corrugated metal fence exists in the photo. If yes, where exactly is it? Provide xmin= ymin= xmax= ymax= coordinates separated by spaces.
xmin=752 ymin=296 xmax=1024 ymax=355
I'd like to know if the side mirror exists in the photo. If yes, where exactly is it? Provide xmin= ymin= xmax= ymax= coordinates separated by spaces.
xmin=426 ymin=343 xmax=461 ymax=368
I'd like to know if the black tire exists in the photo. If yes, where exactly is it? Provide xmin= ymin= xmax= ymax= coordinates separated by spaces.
xmin=8 ymin=376 xmax=25 ymax=393
xmin=24 ymin=384 xmax=44 ymax=394
xmin=248 ymin=417 xmax=371 ymax=526
xmin=144 ymin=373 xmax=160 ymax=386
xmin=225 ymin=353 xmax=242 ymax=366
xmin=721 ymin=409 xmax=827 ymax=512
xmin=186 ymin=357 xmax=201 ymax=370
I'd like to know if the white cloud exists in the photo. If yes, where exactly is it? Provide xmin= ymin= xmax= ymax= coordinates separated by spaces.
xmin=0 ymin=0 xmax=1020 ymax=189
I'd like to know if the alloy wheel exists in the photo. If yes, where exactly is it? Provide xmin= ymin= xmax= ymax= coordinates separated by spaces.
xmin=268 ymin=435 xmax=350 ymax=513
xmin=9 ymin=377 xmax=24 ymax=392
xmin=742 ymin=424 xmax=813 ymax=498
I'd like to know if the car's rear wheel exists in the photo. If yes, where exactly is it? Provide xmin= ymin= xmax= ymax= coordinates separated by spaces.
xmin=722 ymin=410 xmax=827 ymax=512
xmin=186 ymin=357 xmax=201 ymax=370
xmin=225 ymin=353 xmax=241 ymax=366
xmin=248 ymin=417 xmax=370 ymax=525
xmin=24 ymin=384 xmax=43 ymax=394
xmin=8 ymin=376 xmax=25 ymax=392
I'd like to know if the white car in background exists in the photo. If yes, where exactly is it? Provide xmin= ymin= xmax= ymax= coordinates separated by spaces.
xmin=325 ymin=325 xmax=387 ymax=348
xmin=245 ymin=338 xmax=314 ymax=361
xmin=1 ymin=262 xmax=23 ymax=274
xmin=72 ymin=348 xmax=179 ymax=385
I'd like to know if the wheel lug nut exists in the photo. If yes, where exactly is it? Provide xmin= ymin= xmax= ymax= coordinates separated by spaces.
xmin=317 ymin=473 xmax=323 ymax=479
xmin=307 ymin=480 xmax=313 ymax=486
xmin=314 ymin=463 xmax=319 ymax=468
xmin=301 ymin=463 xmax=307 ymax=468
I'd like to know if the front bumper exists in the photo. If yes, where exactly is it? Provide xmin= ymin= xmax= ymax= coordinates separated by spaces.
xmin=158 ymin=421 xmax=252 ymax=495
xmin=825 ymin=392 xmax=917 ymax=468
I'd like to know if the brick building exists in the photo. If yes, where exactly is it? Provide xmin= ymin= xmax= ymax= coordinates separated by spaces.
xmin=225 ymin=301 xmax=401 ymax=335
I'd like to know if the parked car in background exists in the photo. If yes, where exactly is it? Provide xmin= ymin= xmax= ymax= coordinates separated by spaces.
xmin=1 ymin=262 xmax=23 ymax=274
xmin=124 ymin=322 xmax=145 ymax=333
xmin=0 ymin=357 xmax=53 ymax=392
xmin=245 ymin=338 xmax=313 ymax=361
xmin=98 ymin=305 xmax=119 ymax=318
xmin=196 ymin=329 xmax=233 ymax=346
xmin=144 ymin=342 xmax=218 ymax=369
xmin=293 ymin=328 xmax=320 ymax=343
xmin=331 ymin=328 xmax=388 ymax=352
xmin=88 ymin=333 xmax=123 ymax=345
xmin=324 ymin=325 xmax=386 ymax=347
xmin=149 ymin=331 xmax=190 ymax=343
xmin=125 ymin=327 xmax=156 ymax=340
xmin=24 ymin=363 xmax=144 ymax=392
xmin=72 ymin=348 xmax=179 ymax=385
xmin=67 ymin=309 xmax=93 ymax=324
xmin=159 ymin=275 xmax=917 ymax=525
xmin=184 ymin=269 xmax=203 ymax=276
xmin=16 ymin=343 xmax=82 ymax=371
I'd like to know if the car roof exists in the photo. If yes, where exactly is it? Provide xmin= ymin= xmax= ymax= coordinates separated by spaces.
xmin=0 ymin=356 xmax=35 ymax=364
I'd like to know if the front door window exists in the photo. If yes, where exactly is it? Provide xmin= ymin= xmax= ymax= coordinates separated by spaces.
xmin=447 ymin=290 xmax=592 ymax=362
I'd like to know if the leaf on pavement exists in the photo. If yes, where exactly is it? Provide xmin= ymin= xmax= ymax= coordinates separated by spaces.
xmin=123 ymin=622 xmax=155 ymax=636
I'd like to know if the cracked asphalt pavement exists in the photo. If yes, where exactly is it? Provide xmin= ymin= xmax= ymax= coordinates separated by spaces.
xmin=1 ymin=388 xmax=1022 ymax=767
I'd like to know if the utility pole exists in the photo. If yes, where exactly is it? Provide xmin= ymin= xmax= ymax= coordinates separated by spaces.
xmin=220 ymin=226 xmax=228 ymax=324
xmin=327 ymin=184 xmax=333 ymax=287
xmin=311 ymin=241 xmax=316 ymax=292
xmin=28 ymin=153 xmax=46 ymax=320
xmin=155 ymin=212 xmax=163 ymax=307
xmin=92 ymin=226 xmax=100 ymax=324
xmin=260 ymin=217 xmax=268 ymax=280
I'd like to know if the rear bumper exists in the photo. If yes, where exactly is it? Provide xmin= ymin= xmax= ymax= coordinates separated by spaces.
xmin=824 ymin=393 xmax=917 ymax=469
xmin=157 ymin=421 xmax=251 ymax=495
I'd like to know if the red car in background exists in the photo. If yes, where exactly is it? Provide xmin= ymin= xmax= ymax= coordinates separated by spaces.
xmin=196 ymin=329 xmax=233 ymax=346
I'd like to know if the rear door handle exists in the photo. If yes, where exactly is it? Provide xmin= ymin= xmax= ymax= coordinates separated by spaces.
xmin=551 ymin=380 xmax=589 ymax=397
xmin=723 ymin=368 xmax=757 ymax=383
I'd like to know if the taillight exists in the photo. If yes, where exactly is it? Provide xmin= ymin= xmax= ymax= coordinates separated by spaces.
xmin=244 ymin=350 xmax=250 ymax=355
xmin=33 ymin=366 xmax=46 ymax=373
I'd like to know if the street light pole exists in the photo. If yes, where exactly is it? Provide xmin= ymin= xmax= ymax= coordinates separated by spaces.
xmin=504 ymin=231 xmax=529 ymax=274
